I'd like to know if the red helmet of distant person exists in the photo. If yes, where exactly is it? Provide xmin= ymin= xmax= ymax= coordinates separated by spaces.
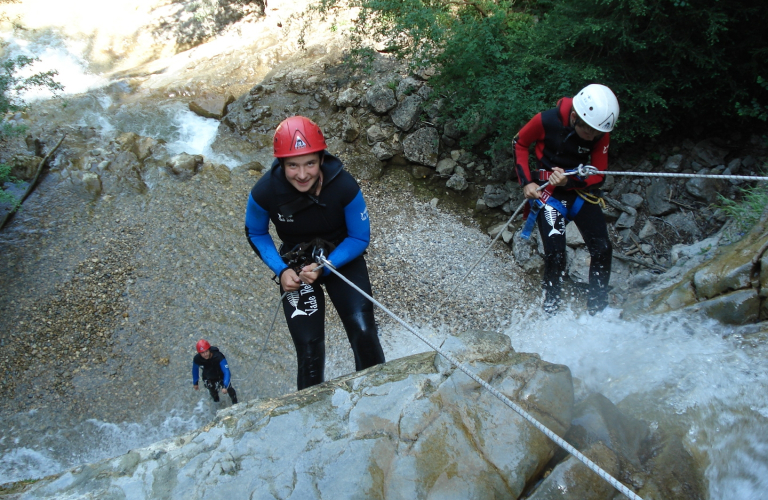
xmin=196 ymin=339 xmax=211 ymax=353
xmin=273 ymin=116 xmax=328 ymax=158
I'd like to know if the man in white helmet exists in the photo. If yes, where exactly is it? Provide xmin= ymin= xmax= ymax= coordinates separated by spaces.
xmin=514 ymin=84 xmax=620 ymax=315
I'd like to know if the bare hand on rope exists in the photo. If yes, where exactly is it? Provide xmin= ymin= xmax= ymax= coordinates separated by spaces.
xmin=298 ymin=263 xmax=323 ymax=285
xmin=280 ymin=269 xmax=303 ymax=291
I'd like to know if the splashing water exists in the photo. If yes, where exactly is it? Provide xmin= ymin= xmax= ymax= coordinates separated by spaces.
xmin=0 ymin=403 xmax=211 ymax=485
xmin=1 ymin=29 xmax=108 ymax=100
xmin=504 ymin=306 xmax=768 ymax=500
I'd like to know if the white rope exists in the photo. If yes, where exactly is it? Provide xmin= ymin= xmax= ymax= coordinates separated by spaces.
xmin=318 ymin=255 xmax=645 ymax=500
xmin=426 ymin=172 xmax=584 ymax=324
xmin=577 ymin=164 xmax=768 ymax=182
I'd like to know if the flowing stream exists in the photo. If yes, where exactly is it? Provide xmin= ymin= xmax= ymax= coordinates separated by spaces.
xmin=1 ymin=26 xmax=767 ymax=500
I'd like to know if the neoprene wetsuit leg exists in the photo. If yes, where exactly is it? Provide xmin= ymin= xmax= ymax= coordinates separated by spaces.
xmin=572 ymin=202 xmax=612 ymax=314
xmin=325 ymin=256 xmax=385 ymax=370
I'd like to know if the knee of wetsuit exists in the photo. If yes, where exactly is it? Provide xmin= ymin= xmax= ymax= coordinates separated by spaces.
xmin=340 ymin=311 xmax=378 ymax=342
xmin=589 ymin=238 xmax=613 ymax=260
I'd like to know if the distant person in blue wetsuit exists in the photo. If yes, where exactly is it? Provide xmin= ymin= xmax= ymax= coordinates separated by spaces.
xmin=192 ymin=339 xmax=238 ymax=404
xmin=245 ymin=115 xmax=385 ymax=391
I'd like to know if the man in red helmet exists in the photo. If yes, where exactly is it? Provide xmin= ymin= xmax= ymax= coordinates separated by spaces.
xmin=515 ymin=84 xmax=619 ymax=315
xmin=192 ymin=339 xmax=238 ymax=404
xmin=245 ymin=115 xmax=386 ymax=390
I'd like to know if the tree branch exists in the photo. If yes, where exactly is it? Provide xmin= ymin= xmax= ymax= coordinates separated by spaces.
xmin=0 ymin=134 xmax=66 ymax=231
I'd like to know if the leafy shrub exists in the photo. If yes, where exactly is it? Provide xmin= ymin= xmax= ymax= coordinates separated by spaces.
xmin=0 ymin=162 xmax=21 ymax=209
xmin=718 ymin=171 xmax=768 ymax=233
xmin=304 ymin=0 xmax=768 ymax=151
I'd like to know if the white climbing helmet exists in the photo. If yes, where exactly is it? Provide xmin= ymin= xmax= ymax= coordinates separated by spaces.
xmin=572 ymin=84 xmax=620 ymax=133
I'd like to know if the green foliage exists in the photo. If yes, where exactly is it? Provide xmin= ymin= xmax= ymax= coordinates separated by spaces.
xmin=0 ymin=54 xmax=62 ymax=117
xmin=304 ymin=0 xmax=768 ymax=150
xmin=717 ymin=171 xmax=768 ymax=233
xmin=736 ymin=77 xmax=768 ymax=122
xmin=0 ymin=162 xmax=21 ymax=209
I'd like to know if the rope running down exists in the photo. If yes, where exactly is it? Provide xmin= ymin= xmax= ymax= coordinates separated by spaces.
xmin=316 ymin=254 xmax=645 ymax=500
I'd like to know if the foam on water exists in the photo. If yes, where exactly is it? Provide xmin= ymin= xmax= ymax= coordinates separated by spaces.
xmin=0 ymin=405 xmax=209 ymax=485
xmin=504 ymin=306 xmax=768 ymax=499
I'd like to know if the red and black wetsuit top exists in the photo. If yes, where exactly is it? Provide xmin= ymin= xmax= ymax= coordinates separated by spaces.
xmin=514 ymin=97 xmax=610 ymax=192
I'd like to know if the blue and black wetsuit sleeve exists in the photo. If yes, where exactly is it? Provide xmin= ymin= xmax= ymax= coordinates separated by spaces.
xmin=245 ymin=193 xmax=289 ymax=277
xmin=192 ymin=362 xmax=201 ymax=385
xmin=220 ymin=359 xmax=231 ymax=388
xmin=325 ymin=190 xmax=370 ymax=274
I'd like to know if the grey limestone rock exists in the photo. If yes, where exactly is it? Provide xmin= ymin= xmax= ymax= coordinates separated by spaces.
xmin=446 ymin=173 xmax=468 ymax=191
xmin=403 ymin=127 xmax=439 ymax=167
xmin=390 ymin=94 xmax=423 ymax=132
xmin=365 ymin=83 xmax=397 ymax=114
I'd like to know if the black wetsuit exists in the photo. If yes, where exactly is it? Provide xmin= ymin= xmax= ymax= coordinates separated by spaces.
xmin=192 ymin=346 xmax=238 ymax=404
xmin=515 ymin=98 xmax=613 ymax=313
xmin=245 ymin=153 xmax=385 ymax=390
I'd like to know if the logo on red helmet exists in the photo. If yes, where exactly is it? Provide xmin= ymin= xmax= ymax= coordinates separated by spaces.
xmin=292 ymin=131 xmax=309 ymax=152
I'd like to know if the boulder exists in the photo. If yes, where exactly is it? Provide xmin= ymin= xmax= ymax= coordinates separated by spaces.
xmin=336 ymin=88 xmax=361 ymax=108
xmin=685 ymin=168 xmax=724 ymax=203
xmin=565 ymin=221 xmax=585 ymax=247
xmin=513 ymin=228 xmax=545 ymax=273
xmin=102 ymin=151 xmax=147 ymax=194
xmin=527 ymin=442 xmax=619 ymax=500
xmin=200 ymin=162 xmax=231 ymax=183
xmin=568 ymin=246 xmax=591 ymax=284
xmin=365 ymin=83 xmax=397 ymax=114
xmin=12 ymin=333 xmax=575 ymax=500
xmin=342 ymin=114 xmax=361 ymax=143
xmin=662 ymin=212 xmax=702 ymax=240
xmin=189 ymin=95 xmax=236 ymax=120
xmin=690 ymin=139 xmax=728 ymax=167
xmin=402 ymin=127 xmax=439 ymax=167
xmin=366 ymin=124 xmax=391 ymax=144
xmin=371 ymin=142 xmax=394 ymax=161
xmin=446 ymin=173 xmax=468 ymax=191
xmin=343 ymin=149 xmax=384 ymax=181
xmin=645 ymin=180 xmax=676 ymax=216
xmin=621 ymin=193 xmax=644 ymax=209
xmin=167 ymin=153 xmax=204 ymax=178
xmin=483 ymin=184 xmax=511 ymax=208
xmin=663 ymin=154 xmax=684 ymax=172
xmin=436 ymin=158 xmax=457 ymax=176
xmin=390 ymin=94 xmax=423 ymax=132
xmin=638 ymin=220 xmax=657 ymax=240
xmin=682 ymin=288 xmax=759 ymax=325
xmin=396 ymin=76 xmax=422 ymax=99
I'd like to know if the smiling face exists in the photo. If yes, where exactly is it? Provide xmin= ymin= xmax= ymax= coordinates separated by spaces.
xmin=283 ymin=153 xmax=323 ymax=193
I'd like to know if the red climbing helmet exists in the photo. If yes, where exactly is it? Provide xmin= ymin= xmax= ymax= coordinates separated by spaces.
xmin=273 ymin=116 xmax=328 ymax=158
xmin=196 ymin=339 xmax=211 ymax=353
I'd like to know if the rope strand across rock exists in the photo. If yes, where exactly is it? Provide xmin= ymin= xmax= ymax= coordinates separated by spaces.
xmin=315 ymin=254 xmax=646 ymax=500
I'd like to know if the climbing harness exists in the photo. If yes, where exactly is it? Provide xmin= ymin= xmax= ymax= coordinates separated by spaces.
xmin=576 ymin=188 xmax=606 ymax=208
xmin=255 ymin=244 xmax=330 ymax=368
xmin=315 ymin=254 xmax=646 ymax=500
